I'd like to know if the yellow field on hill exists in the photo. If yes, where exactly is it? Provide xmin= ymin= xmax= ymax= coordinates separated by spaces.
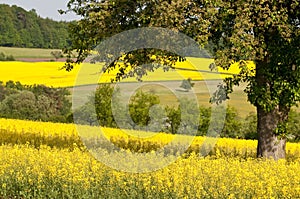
xmin=0 ymin=58 xmax=249 ymax=87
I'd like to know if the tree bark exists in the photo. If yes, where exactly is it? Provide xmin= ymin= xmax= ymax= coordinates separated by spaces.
xmin=256 ymin=106 xmax=289 ymax=160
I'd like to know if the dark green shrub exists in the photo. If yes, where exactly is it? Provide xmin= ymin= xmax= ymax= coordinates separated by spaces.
xmin=0 ymin=81 xmax=71 ymax=122
xmin=0 ymin=52 xmax=15 ymax=61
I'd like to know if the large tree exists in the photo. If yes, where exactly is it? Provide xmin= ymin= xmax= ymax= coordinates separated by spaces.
xmin=63 ymin=0 xmax=300 ymax=159
xmin=208 ymin=0 xmax=300 ymax=160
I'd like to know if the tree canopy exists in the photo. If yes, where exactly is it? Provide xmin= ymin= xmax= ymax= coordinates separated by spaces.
xmin=63 ymin=0 xmax=300 ymax=159
xmin=0 ymin=81 xmax=72 ymax=122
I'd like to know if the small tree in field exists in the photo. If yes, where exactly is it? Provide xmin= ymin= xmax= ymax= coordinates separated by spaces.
xmin=94 ymin=84 xmax=121 ymax=127
xmin=63 ymin=0 xmax=300 ymax=159
xmin=180 ymin=78 xmax=194 ymax=92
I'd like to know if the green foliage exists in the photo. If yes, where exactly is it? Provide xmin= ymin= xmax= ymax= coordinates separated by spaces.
xmin=179 ymin=78 xmax=194 ymax=91
xmin=0 ymin=91 xmax=38 ymax=120
xmin=73 ymin=101 xmax=98 ymax=126
xmin=198 ymin=106 xmax=212 ymax=136
xmin=73 ymin=84 xmax=138 ymax=128
xmin=94 ymin=84 xmax=121 ymax=127
xmin=0 ymin=81 xmax=71 ymax=122
xmin=73 ymin=84 xmax=122 ymax=127
xmin=0 ymin=52 xmax=15 ymax=61
xmin=164 ymin=106 xmax=181 ymax=134
xmin=61 ymin=1 xmax=196 ymax=75
xmin=177 ymin=98 xmax=200 ymax=134
xmin=287 ymin=110 xmax=300 ymax=142
xmin=0 ymin=4 xmax=70 ymax=49
xmin=197 ymin=106 xmax=243 ymax=138
xmin=0 ymin=83 xmax=6 ymax=101
xmin=242 ymin=112 xmax=258 ymax=140
xmin=221 ymin=106 xmax=243 ymax=138
xmin=129 ymin=90 xmax=162 ymax=130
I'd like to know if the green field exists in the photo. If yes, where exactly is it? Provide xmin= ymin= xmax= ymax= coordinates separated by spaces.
xmin=71 ymin=80 xmax=256 ymax=118
xmin=0 ymin=46 xmax=59 ymax=58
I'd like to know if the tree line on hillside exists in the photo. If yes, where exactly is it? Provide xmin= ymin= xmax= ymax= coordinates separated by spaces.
xmin=0 ymin=4 xmax=70 ymax=49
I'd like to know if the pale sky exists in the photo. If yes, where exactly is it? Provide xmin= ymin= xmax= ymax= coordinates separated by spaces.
xmin=0 ymin=0 xmax=81 ymax=21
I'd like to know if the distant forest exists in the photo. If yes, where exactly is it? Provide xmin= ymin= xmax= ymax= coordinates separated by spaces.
xmin=0 ymin=4 xmax=70 ymax=49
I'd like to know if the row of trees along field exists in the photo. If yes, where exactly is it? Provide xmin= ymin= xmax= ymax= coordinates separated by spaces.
xmin=0 ymin=80 xmax=299 ymax=141
xmin=62 ymin=0 xmax=300 ymax=160
xmin=0 ymin=4 xmax=70 ymax=49
xmin=74 ymin=84 xmax=300 ymax=142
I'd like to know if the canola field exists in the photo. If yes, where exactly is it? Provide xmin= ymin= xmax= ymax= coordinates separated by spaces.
xmin=0 ymin=57 xmax=298 ymax=198
xmin=0 ymin=58 xmax=248 ymax=87
xmin=0 ymin=118 xmax=299 ymax=198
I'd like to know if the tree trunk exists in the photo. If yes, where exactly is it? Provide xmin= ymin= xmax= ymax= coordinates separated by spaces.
xmin=256 ymin=106 xmax=289 ymax=160
xmin=255 ymin=53 xmax=291 ymax=160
